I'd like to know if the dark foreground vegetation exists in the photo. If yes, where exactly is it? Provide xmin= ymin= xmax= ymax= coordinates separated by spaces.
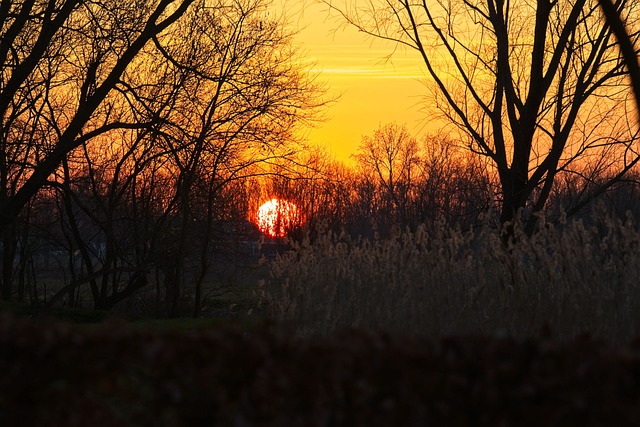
xmin=1 ymin=314 xmax=640 ymax=426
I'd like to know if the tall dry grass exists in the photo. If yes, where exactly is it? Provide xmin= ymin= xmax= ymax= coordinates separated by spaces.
xmin=263 ymin=211 xmax=640 ymax=342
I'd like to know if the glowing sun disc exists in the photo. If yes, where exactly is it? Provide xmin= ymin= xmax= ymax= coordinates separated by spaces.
xmin=256 ymin=198 xmax=300 ymax=238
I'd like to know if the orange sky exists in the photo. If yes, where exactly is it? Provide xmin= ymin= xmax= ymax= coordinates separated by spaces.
xmin=279 ymin=1 xmax=436 ymax=164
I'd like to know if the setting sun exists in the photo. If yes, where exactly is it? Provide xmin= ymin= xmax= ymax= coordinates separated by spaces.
xmin=256 ymin=198 xmax=301 ymax=238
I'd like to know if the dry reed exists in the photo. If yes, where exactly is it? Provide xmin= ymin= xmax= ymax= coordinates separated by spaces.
xmin=263 ymin=212 xmax=640 ymax=342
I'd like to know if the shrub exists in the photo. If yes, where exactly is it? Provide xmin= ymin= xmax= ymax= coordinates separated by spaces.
xmin=2 ymin=315 xmax=640 ymax=426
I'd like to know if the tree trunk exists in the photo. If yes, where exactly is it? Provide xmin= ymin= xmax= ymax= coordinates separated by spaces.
xmin=499 ymin=165 xmax=530 ymax=242
xmin=0 ymin=224 xmax=16 ymax=300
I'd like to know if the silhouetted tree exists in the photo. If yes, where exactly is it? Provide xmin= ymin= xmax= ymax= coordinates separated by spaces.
xmin=325 ymin=0 xmax=640 ymax=235
xmin=355 ymin=123 xmax=421 ymax=226
xmin=0 ymin=0 xmax=197 ymax=300
xmin=150 ymin=0 xmax=322 ymax=316
xmin=0 ymin=0 xmax=323 ymax=309
xmin=413 ymin=134 xmax=494 ymax=228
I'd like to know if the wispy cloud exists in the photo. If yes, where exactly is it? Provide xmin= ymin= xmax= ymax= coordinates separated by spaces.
xmin=306 ymin=45 xmax=425 ymax=80
xmin=310 ymin=67 xmax=424 ymax=80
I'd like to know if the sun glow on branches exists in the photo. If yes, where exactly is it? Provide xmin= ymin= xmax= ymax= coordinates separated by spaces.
xmin=256 ymin=198 xmax=301 ymax=238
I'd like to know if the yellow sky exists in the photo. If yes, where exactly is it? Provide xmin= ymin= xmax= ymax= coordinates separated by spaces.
xmin=279 ymin=1 xmax=436 ymax=164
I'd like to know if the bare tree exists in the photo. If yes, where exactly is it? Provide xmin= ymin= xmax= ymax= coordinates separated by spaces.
xmin=31 ymin=0 xmax=323 ymax=314
xmin=355 ymin=123 xmax=421 ymax=225
xmin=324 ymin=0 xmax=640 ymax=235
xmin=149 ymin=0 xmax=323 ymax=316
xmin=48 ymin=125 xmax=164 ymax=310
xmin=0 ymin=0 xmax=323 ymax=307
xmin=0 ymin=0 xmax=197 ymax=234
xmin=0 ymin=0 xmax=197 ymax=299
xmin=413 ymin=134 xmax=494 ymax=228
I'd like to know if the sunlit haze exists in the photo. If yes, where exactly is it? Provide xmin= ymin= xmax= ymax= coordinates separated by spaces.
xmin=276 ymin=1 xmax=434 ymax=164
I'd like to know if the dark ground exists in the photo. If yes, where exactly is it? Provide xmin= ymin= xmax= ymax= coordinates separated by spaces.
xmin=0 ymin=311 xmax=639 ymax=426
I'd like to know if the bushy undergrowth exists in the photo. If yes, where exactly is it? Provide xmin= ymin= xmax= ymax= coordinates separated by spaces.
xmin=3 ymin=315 xmax=640 ymax=426
xmin=265 ymin=213 xmax=640 ymax=341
